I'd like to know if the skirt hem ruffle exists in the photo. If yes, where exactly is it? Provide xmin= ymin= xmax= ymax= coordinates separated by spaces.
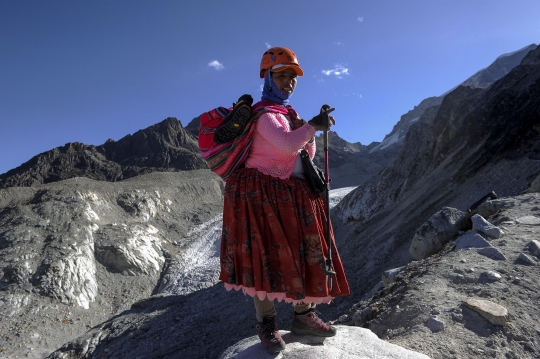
xmin=223 ymin=282 xmax=334 ymax=306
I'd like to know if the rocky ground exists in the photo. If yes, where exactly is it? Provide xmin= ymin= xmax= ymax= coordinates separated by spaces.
xmin=0 ymin=171 xmax=224 ymax=359
xmin=15 ymin=191 xmax=536 ymax=359
xmin=338 ymin=193 xmax=540 ymax=359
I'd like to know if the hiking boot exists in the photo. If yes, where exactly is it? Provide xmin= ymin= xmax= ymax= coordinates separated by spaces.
xmin=256 ymin=316 xmax=286 ymax=354
xmin=213 ymin=94 xmax=253 ymax=144
xmin=290 ymin=309 xmax=337 ymax=337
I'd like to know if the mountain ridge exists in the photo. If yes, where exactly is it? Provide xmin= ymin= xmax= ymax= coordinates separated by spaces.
xmin=369 ymin=43 xmax=538 ymax=155
xmin=0 ymin=117 xmax=207 ymax=188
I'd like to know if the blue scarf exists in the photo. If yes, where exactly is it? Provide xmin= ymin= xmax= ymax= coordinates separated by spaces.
xmin=261 ymin=71 xmax=291 ymax=105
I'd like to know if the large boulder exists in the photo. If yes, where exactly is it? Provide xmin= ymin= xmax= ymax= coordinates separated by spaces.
xmin=409 ymin=207 xmax=468 ymax=260
xmin=219 ymin=326 xmax=430 ymax=359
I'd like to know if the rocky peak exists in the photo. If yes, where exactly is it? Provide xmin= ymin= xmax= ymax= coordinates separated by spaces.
xmin=0 ymin=117 xmax=208 ymax=189
xmin=337 ymin=44 xmax=540 ymax=225
xmin=370 ymin=43 xmax=538 ymax=155
xmin=461 ymin=43 xmax=538 ymax=88
xmin=369 ymin=96 xmax=443 ymax=153
xmin=522 ymin=44 xmax=540 ymax=65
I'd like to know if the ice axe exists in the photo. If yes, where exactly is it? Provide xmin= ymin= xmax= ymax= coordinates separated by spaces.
xmin=320 ymin=104 xmax=336 ymax=290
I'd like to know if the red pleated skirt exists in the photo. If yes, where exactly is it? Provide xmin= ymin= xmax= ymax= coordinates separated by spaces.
xmin=219 ymin=167 xmax=350 ymax=305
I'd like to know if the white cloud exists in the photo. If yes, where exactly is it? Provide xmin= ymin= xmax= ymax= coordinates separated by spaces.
xmin=265 ymin=42 xmax=271 ymax=49
xmin=357 ymin=16 xmax=363 ymax=22
xmin=208 ymin=60 xmax=225 ymax=71
xmin=321 ymin=64 xmax=350 ymax=79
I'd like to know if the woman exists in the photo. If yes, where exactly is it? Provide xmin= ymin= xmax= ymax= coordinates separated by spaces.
xmin=219 ymin=46 xmax=350 ymax=354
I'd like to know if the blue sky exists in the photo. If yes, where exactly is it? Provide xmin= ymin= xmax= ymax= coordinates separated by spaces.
xmin=1 ymin=1 xmax=539 ymax=175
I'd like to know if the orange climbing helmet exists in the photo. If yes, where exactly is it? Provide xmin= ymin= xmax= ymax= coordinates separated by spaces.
xmin=260 ymin=47 xmax=304 ymax=78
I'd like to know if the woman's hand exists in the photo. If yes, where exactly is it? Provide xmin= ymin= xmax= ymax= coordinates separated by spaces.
xmin=308 ymin=106 xmax=336 ymax=131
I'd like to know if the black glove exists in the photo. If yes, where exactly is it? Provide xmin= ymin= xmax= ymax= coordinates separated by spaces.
xmin=308 ymin=104 xmax=332 ymax=131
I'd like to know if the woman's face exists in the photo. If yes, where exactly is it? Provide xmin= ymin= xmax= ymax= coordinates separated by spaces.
xmin=272 ymin=68 xmax=297 ymax=94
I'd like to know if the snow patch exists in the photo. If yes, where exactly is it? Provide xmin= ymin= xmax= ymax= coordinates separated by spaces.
xmin=369 ymin=132 xmax=403 ymax=153
xmin=158 ymin=215 xmax=223 ymax=295
xmin=329 ymin=186 xmax=357 ymax=209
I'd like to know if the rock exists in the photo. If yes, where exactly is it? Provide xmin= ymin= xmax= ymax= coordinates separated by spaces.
xmin=219 ymin=325 xmax=431 ymax=359
xmin=467 ymin=191 xmax=498 ymax=212
xmin=426 ymin=315 xmax=445 ymax=333
xmin=382 ymin=266 xmax=406 ymax=286
xmin=352 ymin=307 xmax=372 ymax=327
xmin=451 ymin=312 xmax=464 ymax=322
xmin=455 ymin=231 xmax=492 ymax=250
xmin=462 ymin=298 xmax=508 ymax=326
xmin=33 ymin=238 xmax=98 ymax=309
xmin=483 ymin=271 xmax=502 ymax=281
xmin=475 ymin=198 xmax=518 ymax=219
xmin=409 ymin=207 xmax=468 ymax=260
xmin=2 ymin=265 xmax=29 ymax=285
xmin=517 ymin=253 xmax=537 ymax=266
xmin=471 ymin=214 xmax=504 ymax=238
xmin=516 ymin=216 xmax=540 ymax=225
xmin=95 ymin=224 xmax=165 ymax=275
xmin=528 ymin=240 xmax=540 ymax=257
xmin=477 ymin=247 xmax=507 ymax=261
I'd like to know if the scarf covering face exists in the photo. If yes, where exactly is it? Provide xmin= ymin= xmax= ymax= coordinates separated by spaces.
xmin=261 ymin=71 xmax=292 ymax=105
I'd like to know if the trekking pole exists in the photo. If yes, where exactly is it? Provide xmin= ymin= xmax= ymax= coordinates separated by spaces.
xmin=321 ymin=105 xmax=336 ymax=290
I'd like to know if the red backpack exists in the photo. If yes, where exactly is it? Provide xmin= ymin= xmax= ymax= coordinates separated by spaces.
xmin=198 ymin=105 xmax=270 ymax=181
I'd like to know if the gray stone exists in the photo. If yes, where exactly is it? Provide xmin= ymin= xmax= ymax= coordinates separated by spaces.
xmin=427 ymin=315 xmax=445 ymax=333
xmin=477 ymin=247 xmax=507 ymax=261
xmin=516 ymin=216 xmax=540 ymax=225
xmin=528 ymin=240 xmax=540 ymax=257
xmin=382 ymin=266 xmax=406 ymax=286
xmin=455 ymin=231 xmax=492 ymax=250
xmin=517 ymin=253 xmax=537 ymax=266
xmin=409 ymin=207 xmax=468 ymax=260
xmin=219 ymin=325 xmax=431 ymax=359
xmin=476 ymin=198 xmax=517 ymax=218
xmin=95 ymin=224 xmax=165 ymax=276
xmin=352 ymin=306 xmax=373 ymax=327
xmin=463 ymin=298 xmax=508 ymax=326
xmin=471 ymin=214 xmax=504 ymax=238
xmin=483 ymin=271 xmax=502 ymax=281
xmin=451 ymin=312 xmax=464 ymax=322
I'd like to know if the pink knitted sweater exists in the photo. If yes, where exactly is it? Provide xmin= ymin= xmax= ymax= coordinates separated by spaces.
xmin=245 ymin=106 xmax=317 ymax=179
